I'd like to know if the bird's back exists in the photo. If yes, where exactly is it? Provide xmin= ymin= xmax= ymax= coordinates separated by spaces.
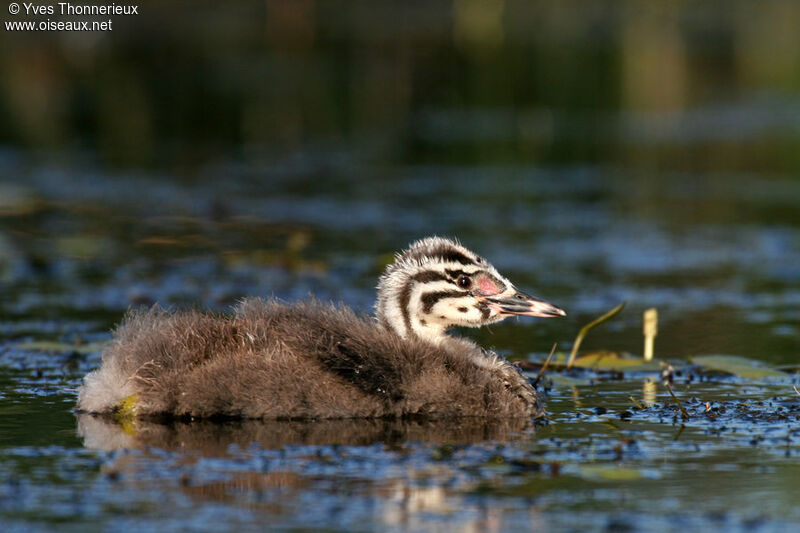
xmin=77 ymin=298 xmax=542 ymax=419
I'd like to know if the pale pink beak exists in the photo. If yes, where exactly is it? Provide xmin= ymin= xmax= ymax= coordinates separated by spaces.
xmin=482 ymin=289 xmax=566 ymax=318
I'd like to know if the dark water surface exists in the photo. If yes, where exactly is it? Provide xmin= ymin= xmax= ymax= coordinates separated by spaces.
xmin=1 ymin=161 xmax=798 ymax=532
xmin=1 ymin=1 xmax=800 ymax=531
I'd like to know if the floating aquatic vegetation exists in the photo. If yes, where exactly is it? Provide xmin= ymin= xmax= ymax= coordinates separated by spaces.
xmin=664 ymin=383 xmax=690 ymax=420
xmin=14 ymin=340 xmax=109 ymax=356
xmin=566 ymin=302 xmax=626 ymax=369
xmin=691 ymin=354 xmax=788 ymax=379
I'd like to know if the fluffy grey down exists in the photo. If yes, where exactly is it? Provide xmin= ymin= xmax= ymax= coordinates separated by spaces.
xmin=77 ymin=299 xmax=544 ymax=419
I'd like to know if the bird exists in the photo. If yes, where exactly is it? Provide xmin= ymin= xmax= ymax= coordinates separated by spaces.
xmin=77 ymin=236 xmax=565 ymax=420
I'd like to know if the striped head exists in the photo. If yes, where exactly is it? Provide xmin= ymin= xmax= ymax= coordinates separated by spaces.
xmin=375 ymin=237 xmax=565 ymax=344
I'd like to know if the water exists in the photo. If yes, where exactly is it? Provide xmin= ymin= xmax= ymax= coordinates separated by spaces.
xmin=1 ymin=2 xmax=799 ymax=531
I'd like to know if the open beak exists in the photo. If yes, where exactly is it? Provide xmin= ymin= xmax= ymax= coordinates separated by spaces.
xmin=482 ymin=289 xmax=566 ymax=318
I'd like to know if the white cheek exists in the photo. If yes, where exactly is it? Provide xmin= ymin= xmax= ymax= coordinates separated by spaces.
xmin=430 ymin=300 xmax=482 ymax=324
xmin=426 ymin=301 xmax=450 ymax=322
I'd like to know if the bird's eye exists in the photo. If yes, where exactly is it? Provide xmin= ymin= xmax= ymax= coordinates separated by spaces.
xmin=457 ymin=275 xmax=472 ymax=289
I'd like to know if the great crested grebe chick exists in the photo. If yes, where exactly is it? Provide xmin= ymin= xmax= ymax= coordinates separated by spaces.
xmin=77 ymin=237 xmax=565 ymax=420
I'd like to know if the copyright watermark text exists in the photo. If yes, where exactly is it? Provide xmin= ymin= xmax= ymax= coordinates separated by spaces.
xmin=6 ymin=2 xmax=139 ymax=32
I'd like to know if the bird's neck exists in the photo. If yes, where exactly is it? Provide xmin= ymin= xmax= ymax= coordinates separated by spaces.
xmin=408 ymin=318 xmax=449 ymax=345
xmin=376 ymin=305 xmax=449 ymax=345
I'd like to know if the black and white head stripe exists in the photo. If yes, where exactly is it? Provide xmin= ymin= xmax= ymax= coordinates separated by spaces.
xmin=395 ymin=236 xmax=484 ymax=269
xmin=375 ymin=237 xmax=511 ymax=341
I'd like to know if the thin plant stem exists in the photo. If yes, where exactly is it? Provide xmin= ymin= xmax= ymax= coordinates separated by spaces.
xmin=566 ymin=302 xmax=626 ymax=369
xmin=665 ymin=384 xmax=689 ymax=420
xmin=533 ymin=343 xmax=558 ymax=387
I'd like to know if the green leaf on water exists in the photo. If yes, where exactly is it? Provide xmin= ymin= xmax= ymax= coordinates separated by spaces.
xmin=578 ymin=464 xmax=653 ymax=481
xmin=56 ymin=236 xmax=107 ymax=259
xmin=691 ymin=355 xmax=788 ymax=379
xmin=546 ymin=374 xmax=591 ymax=386
xmin=570 ymin=351 xmax=663 ymax=372
xmin=16 ymin=341 xmax=109 ymax=355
